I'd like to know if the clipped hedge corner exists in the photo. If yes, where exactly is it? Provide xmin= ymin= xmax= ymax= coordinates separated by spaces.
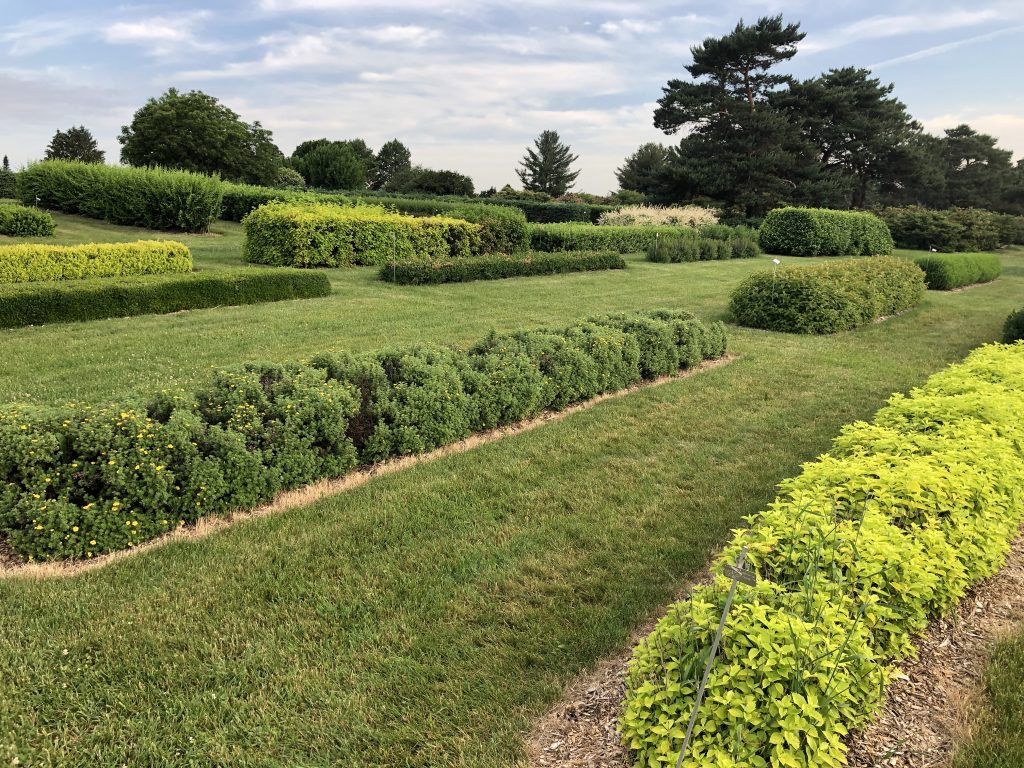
xmin=759 ymin=207 xmax=894 ymax=256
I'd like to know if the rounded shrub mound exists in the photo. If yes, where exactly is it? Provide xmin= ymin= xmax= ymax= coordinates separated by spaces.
xmin=913 ymin=252 xmax=1002 ymax=290
xmin=0 ymin=203 xmax=55 ymax=237
xmin=759 ymin=207 xmax=894 ymax=256
xmin=1005 ymin=309 xmax=1024 ymax=343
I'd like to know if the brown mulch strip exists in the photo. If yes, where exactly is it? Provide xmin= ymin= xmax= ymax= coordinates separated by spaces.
xmin=526 ymin=535 xmax=1024 ymax=768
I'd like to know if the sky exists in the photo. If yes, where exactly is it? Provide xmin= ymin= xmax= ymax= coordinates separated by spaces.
xmin=2 ymin=1 xmax=1023 ymax=193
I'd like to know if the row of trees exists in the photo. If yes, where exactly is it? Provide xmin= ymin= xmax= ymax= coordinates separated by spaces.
xmin=616 ymin=15 xmax=1024 ymax=219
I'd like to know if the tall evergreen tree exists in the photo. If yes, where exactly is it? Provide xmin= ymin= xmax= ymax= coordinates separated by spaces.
xmin=516 ymin=130 xmax=580 ymax=196
xmin=45 ymin=126 xmax=105 ymax=163
xmin=616 ymin=143 xmax=669 ymax=197
xmin=2 ymin=156 xmax=9 ymax=171
xmin=370 ymin=139 xmax=412 ymax=190
xmin=940 ymin=124 xmax=1014 ymax=210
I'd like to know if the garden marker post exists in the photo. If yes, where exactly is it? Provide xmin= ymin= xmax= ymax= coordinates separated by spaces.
xmin=675 ymin=546 xmax=753 ymax=768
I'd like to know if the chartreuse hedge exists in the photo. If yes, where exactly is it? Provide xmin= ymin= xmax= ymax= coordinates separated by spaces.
xmin=0 ymin=240 xmax=191 ymax=283
xmin=242 ymin=202 xmax=482 ymax=266
xmin=0 ymin=308 xmax=726 ymax=561
xmin=0 ymin=268 xmax=331 ymax=329
xmin=913 ymin=252 xmax=1002 ymax=290
xmin=0 ymin=203 xmax=55 ymax=237
xmin=621 ymin=342 xmax=1024 ymax=768
xmin=16 ymin=160 xmax=222 ymax=233
xmin=759 ymin=207 xmax=894 ymax=256
xmin=730 ymin=257 xmax=926 ymax=334
xmin=379 ymin=251 xmax=625 ymax=285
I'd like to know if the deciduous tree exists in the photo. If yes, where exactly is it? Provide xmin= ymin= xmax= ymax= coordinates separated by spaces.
xmin=46 ymin=126 xmax=105 ymax=164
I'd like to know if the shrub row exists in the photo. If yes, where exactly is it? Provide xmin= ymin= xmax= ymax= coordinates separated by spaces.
xmin=1004 ymin=310 xmax=1024 ymax=343
xmin=447 ymin=204 xmax=530 ymax=254
xmin=913 ymin=252 xmax=1002 ymax=290
xmin=0 ymin=240 xmax=191 ymax=284
xmin=647 ymin=230 xmax=760 ymax=262
xmin=242 ymin=202 xmax=481 ymax=267
xmin=0 ymin=309 xmax=726 ymax=561
xmin=621 ymin=342 xmax=1024 ymax=768
xmin=0 ymin=203 xmax=55 ymax=237
xmin=0 ymin=168 xmax=17 ymax=199
xmin=759 ymin=207 xmax=895 ymax=256
xmin=730 ymin=257 xmax=925 ymax=333
xmin=17 ymin=161 xmax=222 ymax=233
xmin=0 ymin=268 xmax=331 ymax=329
xmin=878 ymin=206 xmax=1024 ymax=252
xmin=598 ymin=205 xmax=718 ymax=228
xmin=379 ymin=251 xmax=626 ymax=285
xmin=530 ymin=222 xmax=759 ymax=256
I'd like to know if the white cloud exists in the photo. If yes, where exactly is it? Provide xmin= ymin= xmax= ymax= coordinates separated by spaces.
xmin=921 ymin=112 xmax=1024 ymax=161
xmin=801 ymin=9 xmax=1009 ymax=55
xmin=103 ymin=11 xmax=219 ymax=55
xmin=869 ymin=23 xmax=1024 ymax=69
xmin=0 ymin=18 xmax=88 ymax=56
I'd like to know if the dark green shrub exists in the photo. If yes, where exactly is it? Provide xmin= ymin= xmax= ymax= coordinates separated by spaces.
xmin=913 ymin=252 xmax=1002 ymax=289
xmin=646 ymin=230 xmax=759 ymax=263
xmin=531 ymin=224 xmax=693 ymax=253
xmin=730 ymin=257 xmax=925 ymax=333
xmin=0 ymin=168 xmax=16 ymax=198
xmin=994 ymin=213 xmax=1024 ymax=246
xmin=16 ymin=160 xmax=222 ymax=232
xmin=878 ymin=206 xmax=1010 ymax=251
xmin=0 ymin=204 xmax=55 ymax=236
xmin=379 ymin=251 xmax=625 ymax=285
xmin=759 ymin=207 xmax=894 ymax=256
xmin=0 ymin=268 xmax=331 ymax=329
xmin=448 ymin=204 xmax=529 ymax=254
xmin=1004 ymin=309 xmax=1024 ymax=342
xmin=0 ymin=240 xmax=191 ymax=283
xmin=242 ymin=202 xmax=481 ymax=267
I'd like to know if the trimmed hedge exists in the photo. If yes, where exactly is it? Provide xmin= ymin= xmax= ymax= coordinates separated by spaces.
xmin=0 ymin=309 xmax=726 ymax=561
xmin=242 ymin=202 xmax=481 ymax=267
xmin=448 ymin=204 xmax=529 ymax=254
xmin=0 ymin=268 xmax=331 ymax=329
xmin=759 ymin=207 xmax=894 ymax=256
xmin=379 ymin=251 xmax=626 ymax=285
xmin=877 ymin=206 xmax=1018 ymax=252
xmin=0 ymin=240 xmax=191 ymax=284
xmin=647 ymin=228 xmax=760 ymax=262
xmin=17 ymin=161 xmax=222 ymax=233
xmin=621 ymin=343 xmax=1024 ymax=768
xmin=0 ymin=203 xmax=55 ymax=237
xmin=220 ymin=183 xmax=320 ymax=222
xmin=531 ymin=222 xmax=758 ymax=257
xmin=730 ymin=257 xmax=925 ymax=333
xmin=1002 ymin=309 xmax=1024 ymax=343
xmin=913 ymin=252 xmax=1002 ymax=289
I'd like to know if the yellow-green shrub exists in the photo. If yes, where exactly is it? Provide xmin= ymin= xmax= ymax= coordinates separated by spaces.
xmin=0 ymin=241 xmax=191 ymax=283
xmin=622 ymin=343 xmax=1024 ymax=768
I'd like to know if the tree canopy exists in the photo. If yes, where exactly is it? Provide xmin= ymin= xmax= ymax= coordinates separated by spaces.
xmin=45 ymin=126 xmax=105 ymax=164
xmin=517 ymin=130 xmax=580 ymax=197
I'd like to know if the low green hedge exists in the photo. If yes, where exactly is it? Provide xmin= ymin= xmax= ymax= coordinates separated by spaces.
xmin=0 ymin=268 xmax=331 ymax=329
xmin=17 ymin=160 xmax=222 ymax=233
xmin=0 ymin=240 xmax=191 ymax=284
xmin=877 ymin=206 xmax=1020 ymax=251
xmin=447 ymin=204 xmax=529 ymax=254
xmin=379 ymin=251 xmax=626 ymax=285
xmin=1003 ymin=309 xmax=1024 ymax=343
xmin=646 ymin=228 xmax=760 ymax=262
xmin=913 ymin=252 xmax=1002 ymax=289
xmin=242 ymin=202 xmax=481 ymax=267
xmin=531 ymin=222 xmax=758 ymax=256
xmin=759 ymin=207 xmax=894 ymax=256
xmin=0 ymin=308 xmax=726 ymax=561
xmin=730 ymin=257 xmax=925 ymax=333
xmin=0 ymin=203 xmax=55 ymax=237
xmin=621 ymin=342 xmax=1024 ymax=768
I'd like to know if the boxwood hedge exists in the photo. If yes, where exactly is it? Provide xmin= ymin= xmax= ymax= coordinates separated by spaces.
xmin=0 ymin=203 xmax=55 ymax=237
xmin=0 ymin=308 xmax=726 ymax=561
xmin=621 ymin=342 xmax=1024 ymax=768
xmin=379 ymin=251 xmax=626 ymax=285
xmin=759 ymin=207 xmax=894 ymax=256
xmin=0 ymin=240 xmax=191 ymax=284
xmin=447 ymin=204 xmax=529 ymax=254
xmin=531 ymin=222 xmax=758 ymax=256
xmin=730 ymin=257 xmax=925 ymax=333
xmin=0 ymin=268 xmax=331 ymax=329
xmin=912 ymin=252 xmax=1002 ymax=290
xmin=877 ymin=206 xmax=1022 ymax=252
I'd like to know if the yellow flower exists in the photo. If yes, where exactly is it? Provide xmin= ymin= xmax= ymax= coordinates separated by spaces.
xmin=72 ymin=526 xmax=79 ymax=532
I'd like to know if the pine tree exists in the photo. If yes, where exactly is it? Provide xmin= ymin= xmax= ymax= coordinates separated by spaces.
xmin=616 ymin=143 xmax=669 ymax=196
xmin=45 ymin=126 xmax=106 ymax=163
xmin=2 ymin=156 xmax=9 ymax=171
xmin=370 ymin=139 xmax=412 ymax=190
xmin=516 ymin=130 xmax=580 ymax=196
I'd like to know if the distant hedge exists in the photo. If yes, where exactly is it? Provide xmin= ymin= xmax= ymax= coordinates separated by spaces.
xmin=0 ymin=268 xmax=331 ymax=329
xmin=17 ymin=161 xmax=222 ymax=233
xmin=1005 ymin=310 xmax=1024 ymax=343
xmin=0 ymin=240 xmax=191 ymax=284
xmin=0 ymin=308 xmax=725 ymax=560
xmin=759 ymin=207 xmax=894 ymax=256
xmin=913 ymin=252 xmax=1002 ymax=290
xmin=878 ymin=206 xmax=1022 ymax=252
xmin=243 ymin=202 xmax=481 ymax=267
xmin=0 ymin=203 xmax=55 ymax=237
xmin=647 ymin=227 xmax=760 ymax=262
xmin=379 ymin=251 xmax=625 ymax=285
xmin=529 ymin=222 xmax=758 ymax=257
xmin=0 ymin=169 xmax=16 ymax=199
xmin=730 ymin=257 xmax=925 ymax=333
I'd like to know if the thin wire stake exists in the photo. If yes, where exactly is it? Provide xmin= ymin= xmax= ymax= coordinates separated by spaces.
xmin=675 ymin=546 xmax=749 ymax=768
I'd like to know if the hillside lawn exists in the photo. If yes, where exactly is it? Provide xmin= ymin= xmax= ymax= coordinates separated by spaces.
xmin=1 ymin=212 xmax=1022 ymax=766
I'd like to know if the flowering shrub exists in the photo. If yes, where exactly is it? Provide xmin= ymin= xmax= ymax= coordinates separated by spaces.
xmin=599 ymin=205 xmax=719 ymax=229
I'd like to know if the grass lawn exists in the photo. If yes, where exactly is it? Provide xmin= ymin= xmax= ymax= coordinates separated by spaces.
xmin=1 ymin=214 xmax=1022 ymax=766
xmin=954 ymin=630 xmax=1024 ymax=768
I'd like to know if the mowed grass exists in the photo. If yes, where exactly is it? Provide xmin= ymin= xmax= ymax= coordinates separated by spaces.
xmin=0 ymin=215 xmax=1022 ymax=766
xmin=954 ymin=630 xmax=1024 ymax=768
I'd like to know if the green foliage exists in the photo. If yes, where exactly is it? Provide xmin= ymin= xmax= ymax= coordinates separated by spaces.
xmin=45 ymin=126 xmax=105 ymax=164
xmin=623 ymin=343 xmax=1024 ymax=768
xmin=913 ymin=252 xmax=1002 ymax=290
xmin=448 ymin=204 xmax=529 ymax=254
xmin=647 ymin=227 xmax=760 ymax=262
xmin=0 ymin=268 xmax=332 ymax=329
xmin=242 ymin=202 xmax=481 ymax=267
xmin=272 ymin=167 xmax=306 ymax=190
xmin=0 ymin=167 xmax=16 ymax=198
xmin=292 ymin=141 xmax=366 ymax=190
xmin=0 ymin=203 xmax=55 ymax=237
xmin=730 ymin=257 xmax=925 ymax=333
xmin=119 ymin=88 xmax=283 ymax=186
xmin=0 ymin=308 xmax=726 ymax=560
xmin=759 ymin=207 xmax=895 ymax=256
xmin=17 ymin=160 xmax=222 ymax=233
xmin=1004 ymin=309 xmax=1024 ymax=343
xmin=379 ymin=251 xmax=626 ymax=285
xmin=877 ymin=207 xmax=1006 ymax=251
xmin=517 ymin=130 xmax=580 ymax=197
xmin=0 ymin=240 xmax=191 ymax=284
xmin=616 ymin=143 xmax=670 ymax=197
xmin=370 ymin=139 xmax=412 ymax=191
xmin=531 ymin=222 xmax=757 ymax=256
xmin=385 ymin=166 xmax=475 ymax=196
